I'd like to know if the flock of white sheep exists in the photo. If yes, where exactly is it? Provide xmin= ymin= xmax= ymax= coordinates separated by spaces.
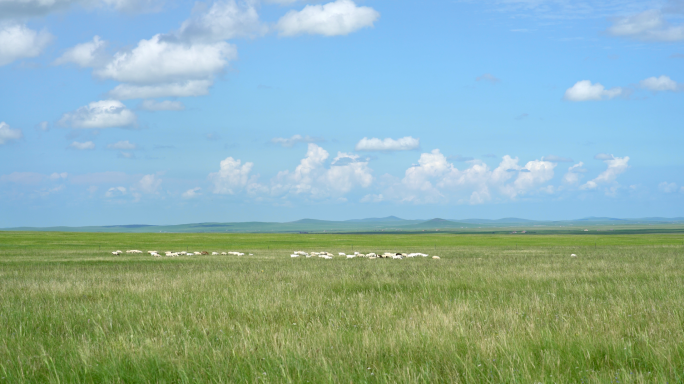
xmin=111 ymin=250 xmax=251 ymax=257
xmin=290 ymin=251 xmax=440 ymax=259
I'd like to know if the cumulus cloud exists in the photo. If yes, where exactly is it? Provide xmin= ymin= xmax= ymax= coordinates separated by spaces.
xmin=581 ymin=155 xmax=630 ymax=190
xmin=0 ymin=23 xmax=52 ymax=66
xmin=210 ymin=156 xmax=260 ymax=194
xmin=54 ymin=35 xmax=107 ymax=67
xmin=0 ymin=122 xmax=22 ymax=144
xmin=355 ymin=136 xmax=419 ymax=151
xmin=271 ymin=134 xmax=323 ymax=147
xmin=476 ymin=73 xmax=500 ymax=83
xmin=276 ymin=0 xmax=380 ymax=37
xmin=96 ymin=35 xmax=236 ymax=99
xmin=543 ymin=155 xmax=573 ymax=162
xmin=272 ymin=144 xmax=373 ymax=198
xmin=59 ymin=100 xmax=136 ymax=129
xmin=96 ymin=35 xmax=236 ymax=84
xmin=69 ymin=141 xmax=95 ymax=150
xmin=176 ymin=0 xmax=266 ymax=43
xmin=607 ymin=10 xmax=684 ymax=42
xmin=182 ymin=187 xmax=201 ymax=198
xmin=564 ymin=80 xmax=623 ymax=101
xmin=640 ymin=75 xmax=681 ymax=91
xmin=107 ymin=140 xmax=136 ymax=150
xmin=382 ymin=150 xmax=557 ymax=204
xmin=139 ymin=99 xmax=185 ymax=111
xmin=138 ymin=174 xmax=161 ymax=194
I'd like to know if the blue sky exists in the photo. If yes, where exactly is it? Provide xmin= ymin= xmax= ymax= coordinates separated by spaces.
xmin=1 ymin=0 xmax=683 ymax=227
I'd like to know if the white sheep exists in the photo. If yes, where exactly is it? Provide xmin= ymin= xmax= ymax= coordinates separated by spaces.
xmin=571 ymin=254 xmax=577 ymax=257
xmin=291 ymin=254 xmax=299 ymax=258
xmin=346 ymin=254 xmax=355 ymax=259
xmin=212 ymin=252 xmax=219 ymax=255
xmin=432 ymin=256 xmax=440 ymax=260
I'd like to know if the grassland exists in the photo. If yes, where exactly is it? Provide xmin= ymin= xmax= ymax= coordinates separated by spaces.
xmin=1 ymin=231 xmax=684 ymax=383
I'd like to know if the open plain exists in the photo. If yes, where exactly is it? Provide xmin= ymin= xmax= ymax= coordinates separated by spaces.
xmin=1 ymin=231 xmax=683 ymax=383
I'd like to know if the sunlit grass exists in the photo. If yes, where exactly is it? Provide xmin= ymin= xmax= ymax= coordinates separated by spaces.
xmin=1 ymin=232 xmax=683 ymax=382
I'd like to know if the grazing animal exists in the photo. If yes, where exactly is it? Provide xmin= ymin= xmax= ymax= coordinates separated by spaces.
xmin=432 ymin=256 xmax=440 ymax=259
xmin=571 ymin=254 xmax=577 ymax=257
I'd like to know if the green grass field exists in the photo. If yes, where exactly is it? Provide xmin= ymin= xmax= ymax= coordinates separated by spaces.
xmin=1 ymin=231 xmax=684 ymax=383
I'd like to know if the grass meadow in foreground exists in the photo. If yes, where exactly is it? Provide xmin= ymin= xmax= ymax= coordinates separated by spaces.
xmin=0 ymin=232 xmax=683 ymax=383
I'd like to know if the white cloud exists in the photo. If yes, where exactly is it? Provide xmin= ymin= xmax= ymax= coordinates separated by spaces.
xmin=272 ymin=144 xmax=373 ymax=198
xmin=355 ymin=136 xmax=420 ymax=151
xmin=105 ymin=186 xmax=127 ymax=197
xmin=659 ymin=181 xmax=679 ymax=193
xmin=640 ymin=75 xmax=680 ymax=91
xmin=0 ymin=122 xmax=22 ymax=144
xmin=182 ymin=187 xmax=201 ymax=198
xmin=276 ymin=0 xmax=380 ymax=37
xmin=176 ymin=0 xmax=266 ymax=43
xmin=0 ymin=23 xmax=52 ymax=66
xmin=138 ymin=174 xmax=161 ymax=194
xmin=564 ymin=80 xmax=623 ymax=101
xmin=607 ymin=10 xmax=684 ymax=42
xmin=562 ymin=162 xmax=586 ymax=184
xmin=49 ymin=172 xmax=68 ymax=180
xmin=96 ymin=35 xmax=236 ymax=85
xmin=107 ymin=140 xmax=136 ymax=150
xmin=139 ymin=99 xmax=185 ymax=111
xmin=581 ymin=155 xmax=630 ymax=190
xmin=594 ymin=153 xmax=614 ymax=160
xmin=382 ymin=150 xmax=557 ymax=204
xmin=109 ymin=80 xmax=212 ymax=100
xmin=69 ymin=141 xmax=95 ymax=150
xmin=271 ymin=134 xmax=323 ymax=147
xmin=54 ymin=35 xmax=107 ymax=67
xmin=209 ymin=156 xmax=259 ymax=194
xmin=502 ymin=159 xmax=556 ymax=198
xmin=59 ymin=100 xmax=136 ymax=129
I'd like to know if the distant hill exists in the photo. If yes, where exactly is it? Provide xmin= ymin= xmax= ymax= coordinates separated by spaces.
xmin=345 ymin=216 xmax=408 ymax=223
xmin=3 ymin=216 xmax=684 ymax=233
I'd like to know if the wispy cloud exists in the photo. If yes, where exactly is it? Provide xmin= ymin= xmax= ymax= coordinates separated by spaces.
xmin=271 ymin=134 xmax=324 ymax=147
xmin=355 ymin=136 xmax=419 ymax=151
